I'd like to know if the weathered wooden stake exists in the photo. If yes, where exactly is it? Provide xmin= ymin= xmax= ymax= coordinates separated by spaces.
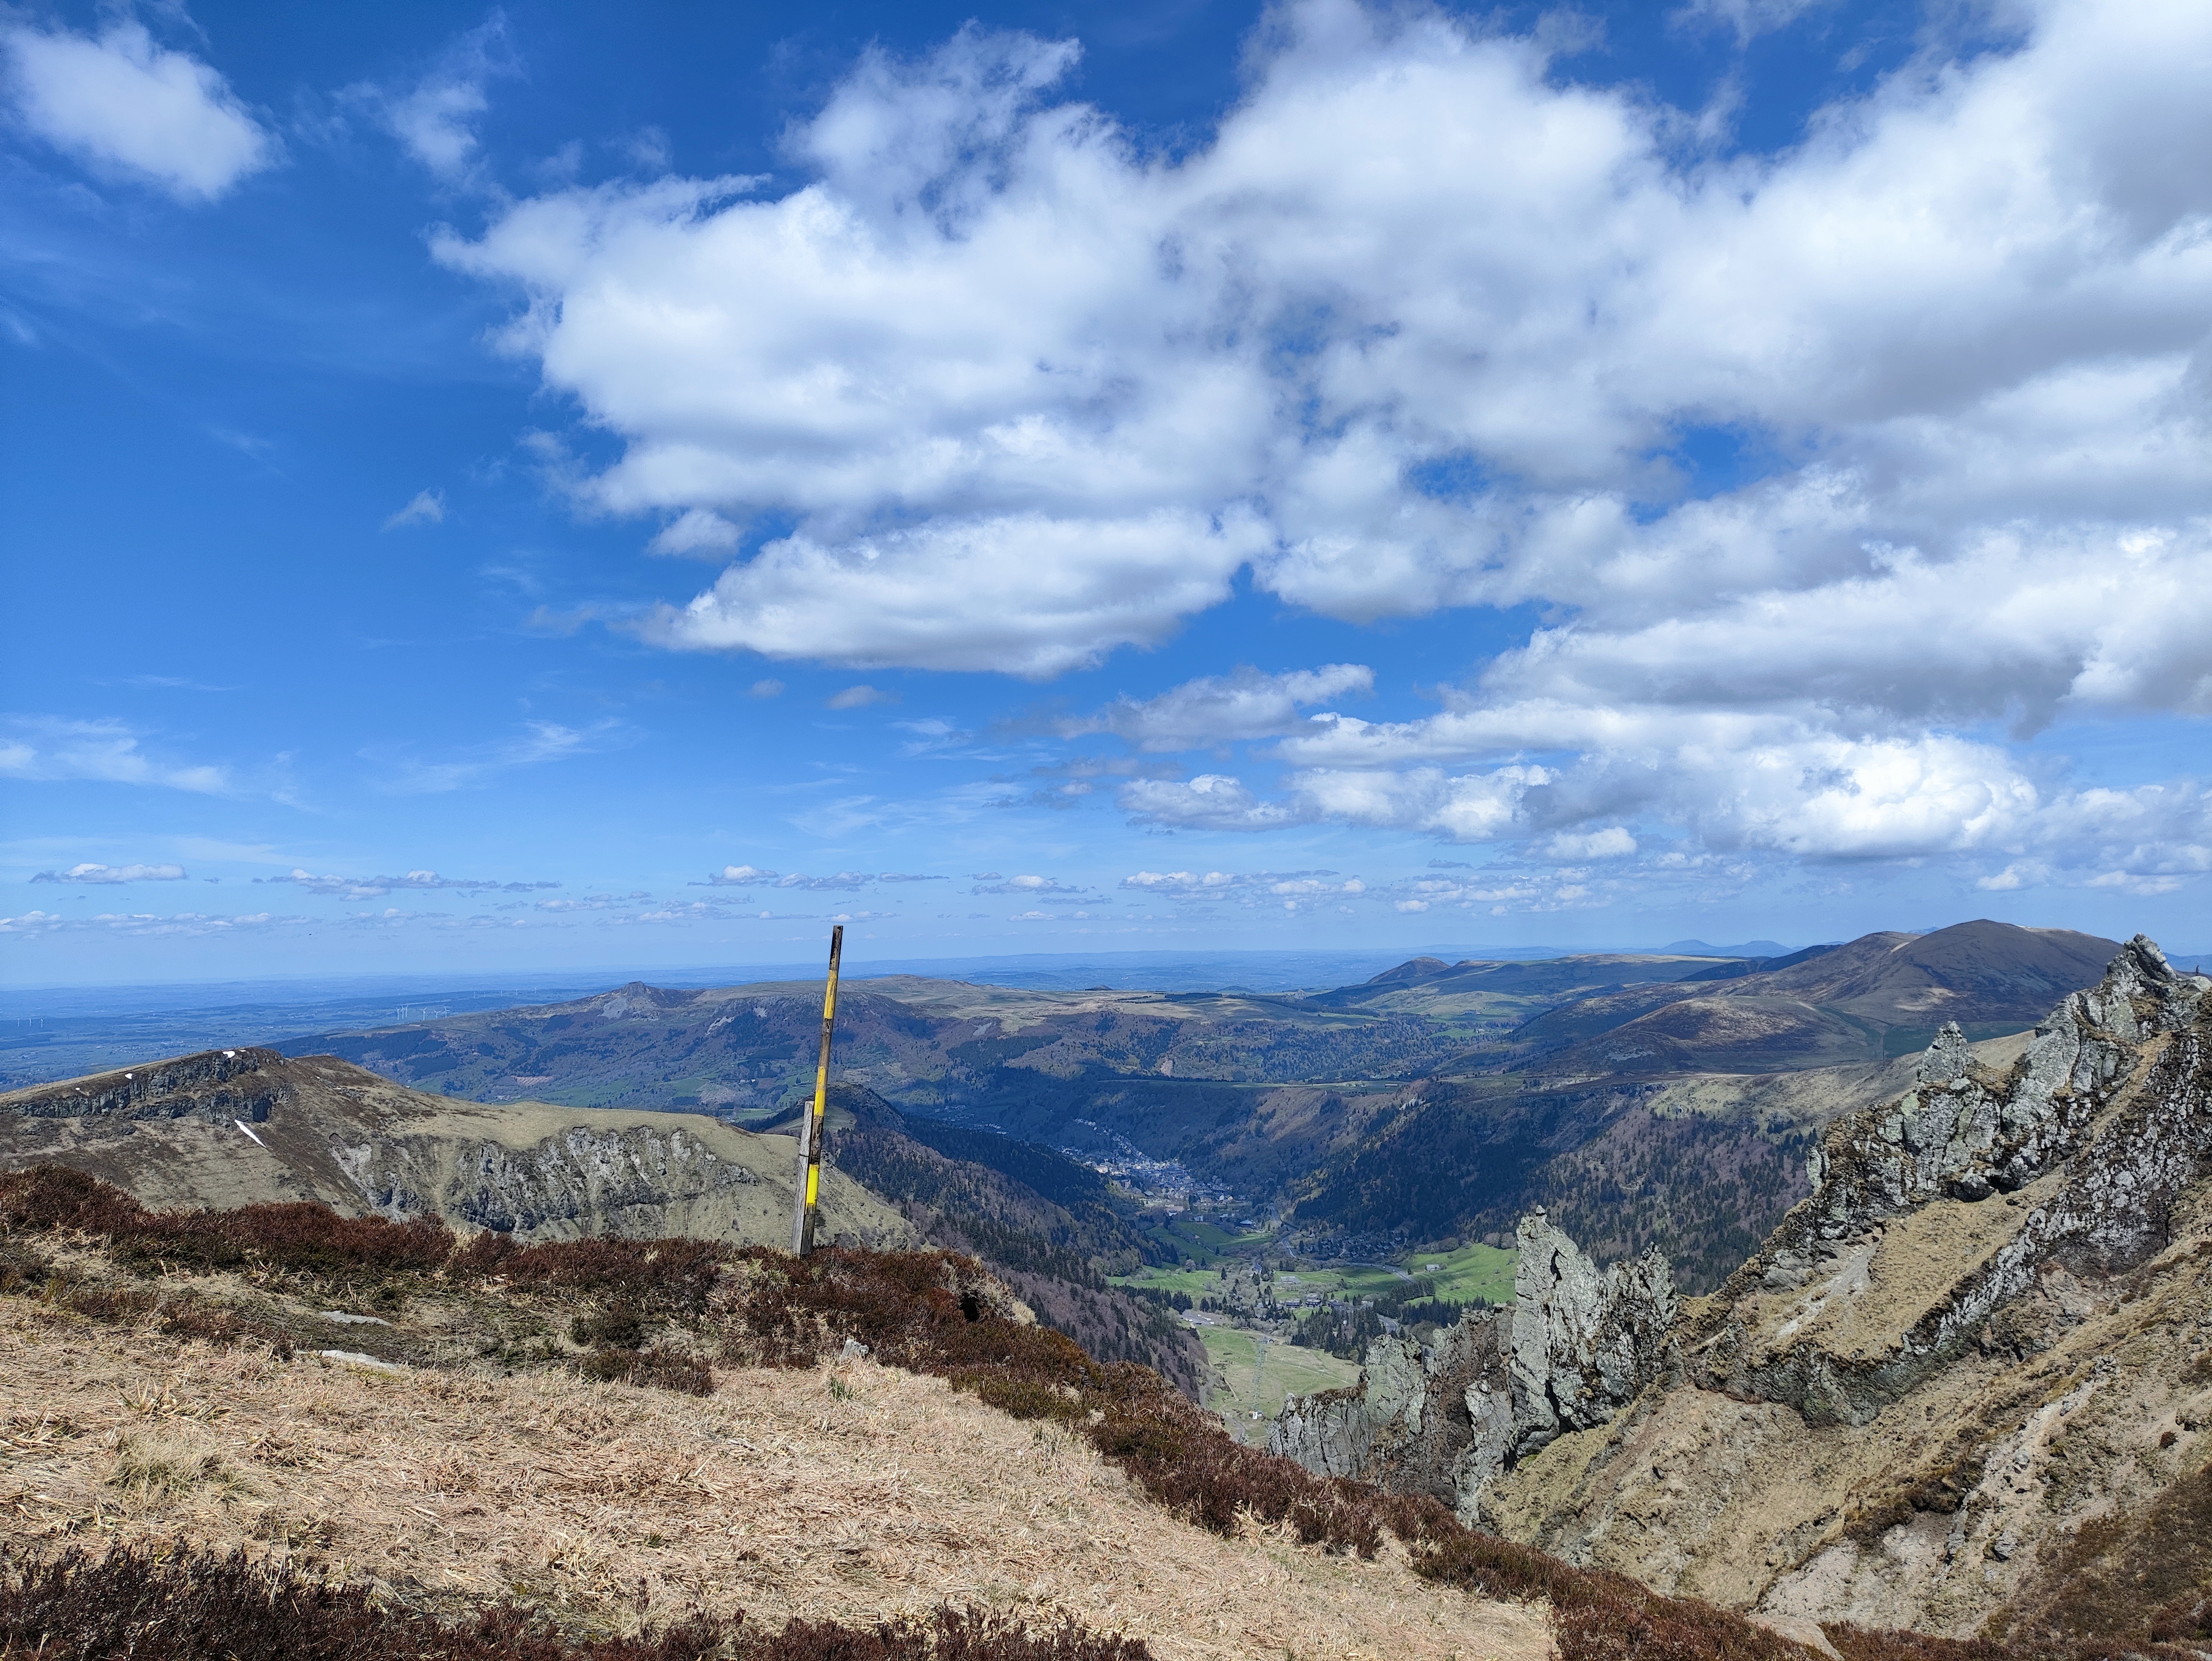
xmin=790 ymin=924 xmax=844 ymax=1256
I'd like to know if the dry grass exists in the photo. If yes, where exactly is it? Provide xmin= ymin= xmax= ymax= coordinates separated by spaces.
xmin=0 ymin=1544 xmax=1151 ymax=1660
xmin=0 ymin=1297 xmax=1550 ymax=1661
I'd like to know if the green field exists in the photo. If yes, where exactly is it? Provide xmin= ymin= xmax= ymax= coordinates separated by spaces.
xmin=1398 ymin=1241 xmax=1516 ymax=1304
xmin=1196 ymin=1326 xmax=1360 ymax=1440
xmin=1117 ymin=1238 xmax=1518 ymax=1312
xmin=1111 ymin=1263 xmax=1228 ymax=1297
xmin=1269 ymin=1263 xmax=1393 ymax=1300
xmin=1138 ymin=1212 xmax=1266 ymax=1266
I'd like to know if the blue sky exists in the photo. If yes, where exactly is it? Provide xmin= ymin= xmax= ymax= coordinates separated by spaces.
xmin=3 ymin=0 xmax=2208 ymax=987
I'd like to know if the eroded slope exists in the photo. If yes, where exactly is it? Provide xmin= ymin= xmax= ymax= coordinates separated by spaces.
xmin=0 ymin=1049 xmax=907 ymax=1250
xmin=1484 ymin=937 xmax=2212 ymax=1639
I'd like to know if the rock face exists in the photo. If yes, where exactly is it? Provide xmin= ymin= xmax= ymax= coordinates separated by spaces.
xmin=1269 ymin=1210 xmax=1677 ymax=1519
xmin=1473 ymin=936 xmax=2212 ymax=1640
xmin=1511 ymin=1212 xmax=1679 ymax=1456
xmin=4 ymin=1048 xmax=289 ymax=1125
xmin=1700 ymin=934 xmax=2208 ymax=1426
xmin=0 ymin=1050 xmax=910 ymax=1249
xmin=1271 ymin=1308 xmax=1513 ymax=1505
xmin=333 ymin=1120 xmax=770 ymax=1240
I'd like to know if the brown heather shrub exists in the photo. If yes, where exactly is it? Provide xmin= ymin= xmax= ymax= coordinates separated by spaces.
xmin=0 ymin=1166 xmax=452 ymax=1281
xmin=750 ymin=1607 xmax=1149 ymax=1661
xmin=502 ymin=1236 xmax=728 ymax=1312
xmin=2143 ymin=1592 xmax=2212 ymax=1646
xmin=449 ymin=1225 xmax=521 ymax=1278
xmin=725 ymin=1246 xmax=990 ymax=1368
xmin=1387 ymin=1495 xmax=1808 ymax=1661
xmin=216 ymin=1203 xmax=455 ymax=1277
xmin=48 ymin=1278 xmax=159 ymax=1326
xmin=579 ymin=1345 xmax=716 ymax=1396
xmin=0 ymin=1237 xmax=53 ymax=1294
xmin=4 ymin=1168 xmax=709 ymax=1308
xmin=1823 ymin=1627 xmax=2015 ymax=1661
xmin=0 ymin=1541 xmax=1150 ymax=1661
xmin=0 ymin=1164 xmax=146 ymax=1238
xmin=574 ymin=1300 xmax=649 ymax=1349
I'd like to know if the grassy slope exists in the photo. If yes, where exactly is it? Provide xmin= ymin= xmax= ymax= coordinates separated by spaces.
xmin=9 ymin=1170 xmax=2190 ymax=1661
xmin=0 ymin=1294 xmax=1545 ymax=1661
xmin=1195 ymin=1326 xmax=1360 ymax=1437
xmin=1399 ymin=1241 xmax=1516 ymax=1304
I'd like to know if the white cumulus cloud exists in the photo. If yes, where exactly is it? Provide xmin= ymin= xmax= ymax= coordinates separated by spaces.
xmin=633 ymin=511 xmax=1270 ymax=677
xmin=442 ymin=0 xmax=2212 ymax=695
xmin=2 ymin=20 xmax=276 ymax=200
xmin=433 ymin=0 xmax=2212 ymax=895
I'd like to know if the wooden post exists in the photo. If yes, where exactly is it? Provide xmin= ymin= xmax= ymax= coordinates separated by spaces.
xmin=790 ymin=924 xmax=844 ymax=1256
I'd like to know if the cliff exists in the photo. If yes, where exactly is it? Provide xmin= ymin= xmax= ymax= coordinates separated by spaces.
xmin=1485 ymin=936 xmax=2212 ymax=1639
xmin=0 ymin=1048 xmax=911 ymax=1249
xmin=1270 ymin=1210 xmax=1676 ymax=1517
xmin=1272 ymin=936 xmax=2212 ymax=1645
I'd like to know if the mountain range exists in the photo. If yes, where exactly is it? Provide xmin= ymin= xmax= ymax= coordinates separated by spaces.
xmin=0 ymin=1044 xmax=1206 ymax=1391
xmin=246 ymin=920 xmax=2107 ymax=1291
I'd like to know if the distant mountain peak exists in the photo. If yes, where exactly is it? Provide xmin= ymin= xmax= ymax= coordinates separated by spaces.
xmin=1659 ymin=939 xmax=1789 ymax=957
xmin=1365 ymin=956 xmax=1451 ymax=985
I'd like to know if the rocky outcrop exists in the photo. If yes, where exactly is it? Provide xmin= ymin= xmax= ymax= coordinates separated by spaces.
xmin=1 ymin=1047 xmax=288 ymax=1124
xmin=334 ymin=1121 xmax=769 ymax=1240
xmin=1470 ymin=936 xmax=2212 ymax=1640
xmin=1271 ymin=1307 xmax=1512 ymax=1505
xmin=1511 ymin=1210 xmax=1679 ymax=1456
xmin=1269 ymin=1210 xmax=1677 ymax=1518
xmin=1693 ymin=935 xmax=2211 ymax=1424
xmin=1803 ymin=934 xmax=2198 ymax=1210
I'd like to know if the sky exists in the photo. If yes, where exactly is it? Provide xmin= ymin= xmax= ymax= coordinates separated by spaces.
xmin=2 ymin=0 xmax=2208 ymax=988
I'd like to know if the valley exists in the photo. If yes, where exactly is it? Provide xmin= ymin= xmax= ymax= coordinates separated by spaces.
xmin=5 ymin=920 xmax=2126 ymax=1449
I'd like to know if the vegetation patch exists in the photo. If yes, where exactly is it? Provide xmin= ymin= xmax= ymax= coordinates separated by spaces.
xmin=0 ymin=1543 xmax=1151 ymax=1660
xmin=1988 ymin=1456 xmax=2212 ymax=1651
xmin=0 ymin=1165 xmax=453 ymax=1283
xmin=1842 ymin=1435 xmax=1991 ymax=1545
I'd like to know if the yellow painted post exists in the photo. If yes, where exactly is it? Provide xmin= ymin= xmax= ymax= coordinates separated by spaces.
xmin=791 ymin=924 xmax=844 ymax=1256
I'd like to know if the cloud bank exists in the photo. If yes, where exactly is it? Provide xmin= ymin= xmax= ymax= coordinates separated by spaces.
xmin=261 ymin=868 xmax=560 ymax=900
xmin=438 ymin=0 xmax=2212 ymax=893
xmin=31 ymin=863 xmax=187 ymax=885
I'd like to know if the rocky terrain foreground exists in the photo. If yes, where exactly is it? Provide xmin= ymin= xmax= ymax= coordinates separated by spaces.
xmin=1272 ymin=936 xmax=2212 ymax=1646
xmin=0 ymin=1049 xmax=908 ymax=1249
